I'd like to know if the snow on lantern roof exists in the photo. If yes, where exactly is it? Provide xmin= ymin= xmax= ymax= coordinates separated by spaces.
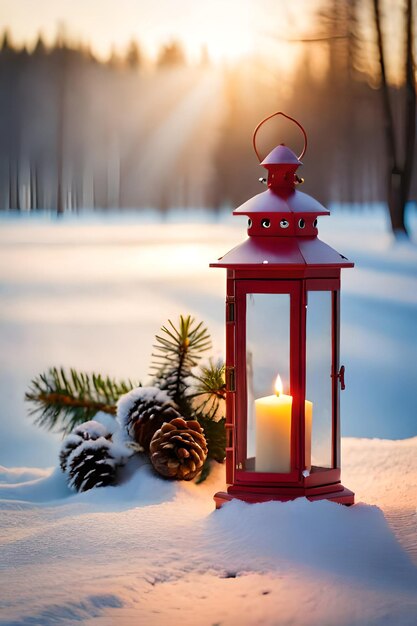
xmin=261 ymin=144 xmax=302 ymax=167
xmin=233 ymin=188 xmax=330 ymax=216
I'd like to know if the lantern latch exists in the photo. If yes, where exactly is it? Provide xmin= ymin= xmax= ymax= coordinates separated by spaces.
xmin=337 ymin=365 xmax=346 ymax=390
xmin=226 ymin=366 xmax=236 ymax=392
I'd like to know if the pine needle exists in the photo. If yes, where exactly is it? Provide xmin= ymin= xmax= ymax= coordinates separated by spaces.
xmin=197 ymin=416 xmax=226 ymax=463
xmin=151 ymin=314 xmax=212 ymax=415
xmin=190 ymin=359 xmax=226 ymax=422
xmin=25 ymin=367 xmax=139 ymax=434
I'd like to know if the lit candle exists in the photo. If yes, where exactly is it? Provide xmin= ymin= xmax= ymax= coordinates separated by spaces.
xmin=255 ymin=375 xmax=312 ymax=473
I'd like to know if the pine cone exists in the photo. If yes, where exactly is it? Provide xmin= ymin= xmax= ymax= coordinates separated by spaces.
xmin=66 ymin=438 xmax=121 ymax=492
xmin=149 ymin=417 xmax=208 ymax=481
xmin=117 ymin=387 xmax=180 ymax=452
xmin=59 ymin=420 xmax=111 ymax=472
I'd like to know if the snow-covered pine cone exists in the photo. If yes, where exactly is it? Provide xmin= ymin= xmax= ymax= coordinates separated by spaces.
xmin=59 ymin=420 xmax=111 ymax=472
xmin=117 ymin=387 xmax=180 ymax=452
xmin=66 ymin=438 xmax=122 ymax=492
xmin=149 ymin=417 xmax=208 ymax=481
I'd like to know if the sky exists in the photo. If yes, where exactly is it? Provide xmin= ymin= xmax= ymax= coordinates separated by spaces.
xmin=0 ymin=0 xmax=319 ymax=62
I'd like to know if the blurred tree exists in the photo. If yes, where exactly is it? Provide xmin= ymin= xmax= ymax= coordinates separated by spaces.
xmin=53 ymin=39 xmax=68 ymax=214
xmin=125 ymin=39 xmax=141 ymax=70
xmin=157 ymin=40 xmax=186 ymax=67
xmin=373 ymin=0 xmax=415 ymax=237
xmin=0 ymin=4 xmax=415 ymax=218
xmin=1 ymin=29 xmax=13 ymax=53
xmin=0 ymin=30 xmax=21 ymax=209
xmin=108 ymin=45 xmax=122 ymax=70
xmin=33 ymin=32 xmax=47 ymax=56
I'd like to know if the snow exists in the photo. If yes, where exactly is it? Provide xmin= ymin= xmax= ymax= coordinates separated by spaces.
xmin=0 ymin=466 xmax=50 ymax=485
xmin=65 ymin=437 xmax=124 ymax=469
xmin=117 ymin=387 xmax=173 ymax=426
xmin=116 ymin=386 xmax=179 ymax=451
xmin=0 ymin=437 xmax=416 ymax=625
xmin=117 ymin=388 xmax=173 ymax=418
xmin=71 ymin=420 xmax=112 ymax=440
xmin=0 ymin=208 xmax=416 ymax=466
xmin=0 ymin=206 xmax=416 ymax=624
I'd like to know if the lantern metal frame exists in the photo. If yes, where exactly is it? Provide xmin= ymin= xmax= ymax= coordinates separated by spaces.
xmin=211 ymin=112 xmax=355 ymax=508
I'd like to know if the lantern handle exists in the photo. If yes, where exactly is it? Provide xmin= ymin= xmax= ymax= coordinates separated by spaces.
xmin=252 ymin=111 xmax=308 ymax=163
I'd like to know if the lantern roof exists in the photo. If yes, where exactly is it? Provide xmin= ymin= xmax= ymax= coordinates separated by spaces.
xmin=233 ymin=188 xmax=330 ymax=216
xmin=261 ymin=144 xmax=302 ymax=166
xmin=210 ymin=235 xmax=353 ymax=269
xmin=211 ymin=110 xmax=353 ymax=270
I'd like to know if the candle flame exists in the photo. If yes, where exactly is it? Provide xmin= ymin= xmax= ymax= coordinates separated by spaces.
xmin=275 ymin=374 xmax=283 ymax=396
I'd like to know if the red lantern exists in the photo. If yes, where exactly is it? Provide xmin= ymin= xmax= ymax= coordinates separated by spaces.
xmin=211 ymin=112 xmax=354 ymax=507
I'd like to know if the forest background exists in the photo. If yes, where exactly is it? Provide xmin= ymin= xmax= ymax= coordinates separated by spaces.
xmin=1 ymin=0 xmax=415 ymax=236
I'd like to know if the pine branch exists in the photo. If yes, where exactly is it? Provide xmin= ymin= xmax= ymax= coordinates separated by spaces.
xmin=25 ymin=367 xmax=139 ymax=434
xmin=151 ymin=315 xmax=212 ymax=415
xmin=195 ymin=458 xmax=212 ymax=484
xmin=197 ymin=416 xmax=226 ymax=463
xmin=189 ymin=359 xmax=226 ymax=422
xmin=189 ymin=359 xmax=226 ymax=470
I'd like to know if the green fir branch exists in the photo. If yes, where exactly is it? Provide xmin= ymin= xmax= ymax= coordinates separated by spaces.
xmin=25 ymin=314 xmax=226 ymax=484
xmin=25 ymin=367 xmax=139 ymax=434
xmin=195 ymin=458 xmax=212 ymax=484
xmin=151 ymin=315 xmax=212 ymax=415
xmin=190 ymin=360 xmax=226 ymax=477
xmin=190 ymin=359 xmax=226 ymax=422
xmin=197 ymin=416 xmax=226 ymax=463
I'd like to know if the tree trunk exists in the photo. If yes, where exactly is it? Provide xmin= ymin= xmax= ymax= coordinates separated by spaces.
xmin=389 ymin=170 xmax=406 ymax=232
xmin=56 ymin=49 xmax=67 ymax=215
xmin=373 ymin=0 xmax=415 ymax=237
xmin=400 ymin=0 xmax=416 ymax=232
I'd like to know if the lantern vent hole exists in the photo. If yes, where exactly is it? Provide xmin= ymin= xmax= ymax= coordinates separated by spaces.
xmin=248 ymin=218 xmax=252 ymax=228
xmin=298 ymin=218 xmax=305 ymax=229
xmin=313 ymin=218 xmax=318 ymax=228
xmin=280 ymin=219 xmax=289 ymax=229
xmin=261 ymin=218 xmax=271 ymax=229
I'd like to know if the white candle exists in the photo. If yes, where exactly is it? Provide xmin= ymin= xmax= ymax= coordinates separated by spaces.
xmin=255 ymin=375 xmax=313 ymax=473
xmin=255 ymin=375 xmax=292 ymax=473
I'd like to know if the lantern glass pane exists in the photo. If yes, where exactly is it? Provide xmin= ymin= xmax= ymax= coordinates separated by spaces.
xmin=245 ymin=293 xmax=291 ymax=473
xmin=306 ymin=290 xmax=333 ymax=469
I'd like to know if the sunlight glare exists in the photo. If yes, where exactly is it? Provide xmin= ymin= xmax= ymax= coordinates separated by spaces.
xmin=185 ymin=1 xmax=257 ymax=62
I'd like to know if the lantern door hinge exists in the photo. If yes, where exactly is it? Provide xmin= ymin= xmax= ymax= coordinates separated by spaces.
xmin=226 ymin=300 xmax=235 ymax=322
xmin=226 ymin=366 xmax=236 ymax=392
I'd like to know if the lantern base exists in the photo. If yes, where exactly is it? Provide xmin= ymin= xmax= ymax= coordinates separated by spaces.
xmin=214 ymin=485 xmax=354 ymax=508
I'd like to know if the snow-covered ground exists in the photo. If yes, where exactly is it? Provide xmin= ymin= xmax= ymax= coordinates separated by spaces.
xmin=0 ymin=435 xmax=417 ymax=626
xmin=0 ymin=207 xmax=416 ymax=625
xmin=0 ymin=208 xmax=416 ymax=466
